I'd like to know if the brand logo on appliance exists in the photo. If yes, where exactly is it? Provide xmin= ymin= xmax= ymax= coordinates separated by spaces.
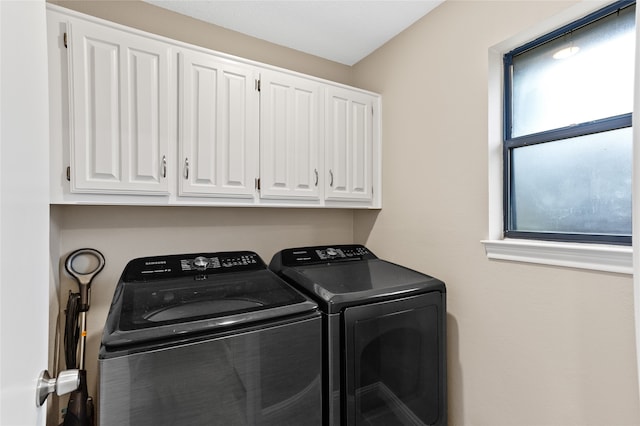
xmin=145 ymin=260 xmax=167 ymax=266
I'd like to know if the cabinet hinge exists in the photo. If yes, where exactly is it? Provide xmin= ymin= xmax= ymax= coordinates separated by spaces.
xmin=66 ymin=166 xmax=70 ymax=181
xmin=63 ymin=32 xmax=68 ymax=49
xmin=255 ymin=177 xmax=261 ymax=191
xmin=255 ymin=79 xmax=261 ymax=92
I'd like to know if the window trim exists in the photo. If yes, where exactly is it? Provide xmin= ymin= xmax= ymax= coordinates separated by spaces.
xmin=483 ymin=0 xmax=633 ymax=274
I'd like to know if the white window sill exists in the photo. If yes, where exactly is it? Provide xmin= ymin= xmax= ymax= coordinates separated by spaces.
xmin=481 ymin=239 xmax=632 ymax=275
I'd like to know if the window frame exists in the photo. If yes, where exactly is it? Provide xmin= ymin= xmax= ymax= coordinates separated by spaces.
xmin=502 ymin=0 xmax=635 ymax=246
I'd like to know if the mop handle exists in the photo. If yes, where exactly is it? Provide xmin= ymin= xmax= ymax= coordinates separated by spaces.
xmin=78 ymin=311 xmax=88 ymax=370
xmin=65 ymin=248 xmax=105 ymax=312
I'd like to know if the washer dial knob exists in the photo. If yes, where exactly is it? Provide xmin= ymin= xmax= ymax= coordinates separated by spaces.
xmin=193 ymin=256 xmax=209 ymax=270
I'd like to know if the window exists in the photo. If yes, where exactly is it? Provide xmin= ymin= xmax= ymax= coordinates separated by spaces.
xmin=503 ymin=0 xmax=635 ymax=245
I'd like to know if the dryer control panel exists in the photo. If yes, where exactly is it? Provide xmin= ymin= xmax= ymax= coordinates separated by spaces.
xmin=277 ymin=245 xmax=377 ymax=267
xmin=123 ymin=251 xmax=265 ymax=282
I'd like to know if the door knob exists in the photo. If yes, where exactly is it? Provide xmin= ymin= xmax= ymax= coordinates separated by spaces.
xmin=36 ymin=369 xmax=79 ymax=407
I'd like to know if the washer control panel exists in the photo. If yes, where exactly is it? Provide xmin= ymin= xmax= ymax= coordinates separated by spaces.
xmin=278 ymin=245 xmax=377 ymax=267
xmin=123 ymin=251 xmax=264 ymax=282
xmin=180 ymin=253 xmax=259 ymax=272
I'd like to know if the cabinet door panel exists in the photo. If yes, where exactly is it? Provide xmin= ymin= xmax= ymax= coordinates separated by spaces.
xmin=69 ymin=20 xmax=169 ymax=194
xmin=260 ymin=71 xmax=321 ymax=200
xmin=325 ymin=87 xmax=373 ymax=202
xmin=193 ymin=62 xmax=218 ymax=187
xmin=81 ymin=37 xmax=121 ymax=184
xmin=293 ymin=87 xmax=316 ymax=191
xmin=222 ymin=69 xmax=251 ymax=189
xmin=351 ymin=100 xmax=368 ymax=195
xmin=328 ymin=95 xmax=349 ymax=194
xmin=126 ymin=47 xmax=164 ymax=185
xmin=270 ymin=83 xmax=289 ymax=187
xmin=179 ymin=50 xmax=258 ymax=198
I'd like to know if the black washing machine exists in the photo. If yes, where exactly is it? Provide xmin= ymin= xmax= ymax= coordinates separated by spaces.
xmin=269 ymin=245 xmax=446 ymax=426
xmin=99 ymin=251 xmax=322 ymax=426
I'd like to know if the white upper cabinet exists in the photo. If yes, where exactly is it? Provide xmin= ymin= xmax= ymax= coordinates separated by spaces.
xmin=67 ymin=18 xmax=171 ymax=195
xmin=48 ymin=5 xmax=381 ymax=208
xmin=178 ymin=49 xmax=259 ymax=198
xmin=259 ymin=70 xmax=322 ymax=201
xmin=325 ymin=86 xmax=375 ymax=202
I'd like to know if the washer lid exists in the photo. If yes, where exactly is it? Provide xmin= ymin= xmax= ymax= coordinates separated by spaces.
xmin=102 ymin=252 xmax=317 ymax=348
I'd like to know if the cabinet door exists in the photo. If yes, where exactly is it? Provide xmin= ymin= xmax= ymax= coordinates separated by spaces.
xmin=260 ymin=70 xmax=322 ymax=200
xmin=68 ymin=19 xmax=170 ymax=194
xmin=178 ymin=50 xmax=259 ymax=198
xmin=325 ymin=87 xmax=374 ymax=202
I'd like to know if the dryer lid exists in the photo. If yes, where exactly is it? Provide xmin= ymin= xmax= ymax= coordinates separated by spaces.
xmin=270 ymin=245 xmax=445 ymax=313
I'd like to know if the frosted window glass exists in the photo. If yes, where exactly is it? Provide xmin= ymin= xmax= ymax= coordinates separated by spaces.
xmin=511 ymin=127 xmax=632 ymax=235
xmin=511 ymin=6 xmax=635 ymax=137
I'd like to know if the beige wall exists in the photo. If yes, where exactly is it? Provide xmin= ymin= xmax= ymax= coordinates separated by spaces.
xmin=49 ymin=0 xmax=354 ymax=85
xmin=46 ymin=0 xmax=640 ymax=425
xmin=354 ymin=1 xmax=640 ymax=425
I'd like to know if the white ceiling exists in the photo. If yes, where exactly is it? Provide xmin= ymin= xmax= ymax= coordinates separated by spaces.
xmin=143 ymin=0 xmax=444 ymax=65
